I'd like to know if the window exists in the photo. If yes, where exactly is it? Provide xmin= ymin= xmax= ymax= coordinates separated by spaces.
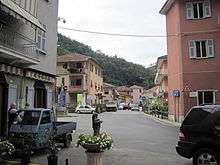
xmin=76 ymin=79 xmax=82 ymax=86
xmin=37 ymin=25 xmax=47 ymax=53
xmin=198 ymin=91 xmax=215 ymax=105
xmin=189 ymin=40 xmax=214 ymax=59
xmin=76 ymin=63 xmax=83 ymax=69
xmin=183 ymin=108 xmax=210 ymax=125
xmin=186 ymin=1 xmax=211 ymax=19
xmin=70 ymin=80 xmax=75 ymax=86
xmin=41 ymin=111 xmax=51 ymax=124
xmin=91 ymin=80 xmax=93 ymax=88
xmin=63 ymin=63 xmax=67 ymax=69
xmin=105 ymin=91 xmax=109 ymax=95
xmin=62 ymin=78 xmax=65 ymax=86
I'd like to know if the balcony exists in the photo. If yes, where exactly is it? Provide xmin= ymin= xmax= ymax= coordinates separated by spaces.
xmin=154 ymin=68 xmax=168 ymax=85
xmin=0 ymin=27 xmax=40 ymax=67
xmin=68 ymin=85 xmax=88 ymax=93
xmin=68 ymin=68 xmax=85 ymax=75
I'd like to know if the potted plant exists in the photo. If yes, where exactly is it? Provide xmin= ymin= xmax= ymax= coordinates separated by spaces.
xmin=0 ymin=139 xmax=15 ymax=159
xmin=77 ymin=132 xmax=113 ymax=152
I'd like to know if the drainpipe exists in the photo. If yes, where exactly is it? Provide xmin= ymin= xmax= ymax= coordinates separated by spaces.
xmin=19 ymin=70 xmax=26 ymax=109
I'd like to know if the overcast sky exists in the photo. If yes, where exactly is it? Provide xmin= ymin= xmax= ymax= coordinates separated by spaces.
xmin=58 ymin=0 xmax=167 ymax=67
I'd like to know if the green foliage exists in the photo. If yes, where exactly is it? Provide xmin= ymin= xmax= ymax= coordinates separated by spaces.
xmin=57 ymin=34 xmax=156 ymax=88
xmin=149 ymin=97 xmax=168 ymax=112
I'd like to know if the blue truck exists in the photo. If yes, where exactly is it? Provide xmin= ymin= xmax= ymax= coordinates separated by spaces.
xmin=9 ymin=108 xmax=77 ymax=149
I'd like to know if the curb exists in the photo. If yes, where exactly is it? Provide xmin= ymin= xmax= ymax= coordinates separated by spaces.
xmin=144 ymin=113 xmax=181 ymax=127
xmin=1 ymin=160 xmax=40 ymax=165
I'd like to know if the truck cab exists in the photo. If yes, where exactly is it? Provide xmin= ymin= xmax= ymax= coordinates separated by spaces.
xmin=9 ymin=108 xmax=76 ymax=149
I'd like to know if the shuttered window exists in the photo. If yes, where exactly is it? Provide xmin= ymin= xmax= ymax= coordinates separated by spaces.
xmin=189 ymin=40 xmax=214 ymax=59
xmin=186 ymin=0 xmax=211 ymax=19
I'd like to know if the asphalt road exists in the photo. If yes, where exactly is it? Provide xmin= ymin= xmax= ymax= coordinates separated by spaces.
xmin=32 ymin=111 xmax=191 ymax=165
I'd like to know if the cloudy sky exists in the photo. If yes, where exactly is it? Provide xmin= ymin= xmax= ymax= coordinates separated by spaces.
xmin=58 ymin=0 xmax=167 ymax=67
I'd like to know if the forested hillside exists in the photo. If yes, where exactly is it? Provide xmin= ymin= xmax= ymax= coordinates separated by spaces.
xmin=57 ymin=34 xmax=156 ymax=88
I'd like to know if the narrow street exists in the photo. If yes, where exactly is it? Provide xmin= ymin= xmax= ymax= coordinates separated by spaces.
xmin=33 ymin=111 xmax=191 ymax=165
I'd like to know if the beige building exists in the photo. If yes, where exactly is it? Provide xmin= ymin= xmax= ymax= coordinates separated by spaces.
xmin=0 ymin=0 xmax=58 ymax=136
xmin=103 ymin=83 xmax=119 ymax=103
xmin=57 ymin=53 xmax=103 ymax=106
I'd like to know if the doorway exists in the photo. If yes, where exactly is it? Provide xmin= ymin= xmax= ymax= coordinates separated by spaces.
xmin=0 ymin=73 xmax=8 ymax=137
xmin=34 ymin=81 xmax=47 ymax=108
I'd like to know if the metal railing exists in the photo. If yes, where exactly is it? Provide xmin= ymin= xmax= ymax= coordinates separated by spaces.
xmin=0 ymin=27 xmax=38 ymax=60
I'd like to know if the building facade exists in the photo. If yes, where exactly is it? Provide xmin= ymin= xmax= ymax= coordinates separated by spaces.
xmin=116 ymin=86 xmax=132 ymax=104
xmin=0 ymin=0 xmax=58 ymax=136
xmin=103 ymin=83 xmax=119 ymax=103
xmin=160 ymin=0 xmax=220 ymax=122
xmin=154 ymin=55 xmax=168 ymax=99
xmin=56 ymin=53 xmax=103 ymax=106
xmin=130 ymin=85 xmax=144 ymax=104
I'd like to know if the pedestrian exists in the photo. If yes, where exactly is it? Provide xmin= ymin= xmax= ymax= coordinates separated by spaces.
xmin=8 ymin=102 xmax=18 ymax=131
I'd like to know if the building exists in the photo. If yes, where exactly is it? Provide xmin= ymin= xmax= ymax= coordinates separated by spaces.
xmin=116 ymin=86 xmax=132 ymax=104
xmin=154 ymin=55 xmax=168 ymax=99
xmin=160 ymin=0 xmax=220 ymax=122
xmin=0 ymin=0 xmax=58 ymax=136
xmin=144 ymin=86 xmax=159 ymax=99
xmin=130 ymin=85 xmax=144 ymax=104
xmin=56 ymin=53 xmax=103 ymax=106
xmin=103 ymin=83 xmax=119 ymax=103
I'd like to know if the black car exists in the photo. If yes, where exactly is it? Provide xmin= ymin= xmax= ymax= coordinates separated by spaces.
xmin=176 ymin=105 xmax=220 ymax=165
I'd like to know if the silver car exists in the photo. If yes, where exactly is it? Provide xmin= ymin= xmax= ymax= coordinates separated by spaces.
xmin=75 ymin=105 xmax=95 ymax=114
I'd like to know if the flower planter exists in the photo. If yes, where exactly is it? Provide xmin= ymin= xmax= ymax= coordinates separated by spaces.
xmin=82 ymin=144 xmax=101 ymax=153
xmin=86 ymin=152 xmax=103 ymax=165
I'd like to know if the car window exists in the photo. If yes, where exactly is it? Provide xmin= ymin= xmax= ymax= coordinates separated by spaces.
xmin=79 ymin=106 xmax=84 ymax=108
xmin=41 ymin=111 xmax=51 ymax=124
xmin=21 ymin=111 xmax=41 ymax=125
xmin=183 ymin=108 xmax=210 ymax=125
xmin=85 ymin=106 xmax=90 ymax=108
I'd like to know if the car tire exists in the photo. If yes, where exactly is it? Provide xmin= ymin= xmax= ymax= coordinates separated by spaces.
xmin=91 ymin=110 xmax=94 ymax=114
xmin=193 ymin=148 xmax=220 ymax=165
xmin=76 ymin=110 xmax=80 ymax=114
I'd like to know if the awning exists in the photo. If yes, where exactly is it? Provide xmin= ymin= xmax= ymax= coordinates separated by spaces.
xmin=0 ymin=0 xmax=46 ymax=31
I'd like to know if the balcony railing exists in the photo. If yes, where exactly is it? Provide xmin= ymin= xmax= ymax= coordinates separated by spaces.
xmin=69 ymin=85 xmax=88 ymax=93
xmin=0 ymin=27 xmax=38 ymax=60
xmin=68 ymin=68 xmax=85 ymax=74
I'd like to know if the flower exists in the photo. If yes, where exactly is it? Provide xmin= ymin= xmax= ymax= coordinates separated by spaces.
xmin=76 ymin=132 xmax=113 ymax=151
xmin=0 ymin=139 xmax=15 ymax=156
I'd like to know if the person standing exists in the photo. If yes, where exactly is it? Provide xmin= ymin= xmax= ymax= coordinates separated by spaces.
xmin=8 ymin=102 xmax=18 ymax=131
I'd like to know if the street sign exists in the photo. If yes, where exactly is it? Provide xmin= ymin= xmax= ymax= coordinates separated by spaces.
xmin=172 ymin=90 xmax=180 ymax=97
xmin=189 ymin=92 xmax=198 ymax=97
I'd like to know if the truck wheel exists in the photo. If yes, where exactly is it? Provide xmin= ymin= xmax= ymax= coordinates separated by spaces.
xmin=64 ymin=134 xmax=72 ymax=148
xmin=193 ymin=148 xmax=220 ymax=165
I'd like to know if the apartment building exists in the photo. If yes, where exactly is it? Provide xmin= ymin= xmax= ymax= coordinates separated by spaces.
xmin=160 ymin=0 xmax=220 ymax=122
xmin=130 ymin=85 xmax=144 ymax=104
xmin=116 ymin=86 xmax=132 ymax=104
xmin=103 ymin=83 xmax=119 ymax=103
xmin=0 ymin=0 xmax=58 ymax=136
xmin=56 ymin=53 xmax=103 ymax=106
xmin=154 ymin=55 xmax=168 ymax=99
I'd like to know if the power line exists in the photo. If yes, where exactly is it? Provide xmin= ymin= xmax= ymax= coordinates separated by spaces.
xmin=58 ymin=26 xmax=175 ymax=38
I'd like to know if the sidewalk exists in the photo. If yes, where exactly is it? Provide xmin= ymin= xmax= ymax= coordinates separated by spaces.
xmin=0 ymin=160 xmax=40 ymax=165
xmin=144 ymin=113 xmax=181 ymax=127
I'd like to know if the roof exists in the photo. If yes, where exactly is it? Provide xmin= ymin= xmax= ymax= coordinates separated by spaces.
xmin=0 ymin=0 xmax=45 ymax=31
xmin=156 ymin=55 xmax=167 ymax=68
xmin=159 ymin=0 xmax=175 ymax=15
xmin=130 ymin=85 xmax=143 ymax=89
xmin=104 ymin=83 xmax=116 ymax=88
xmin=116 ymin=86 xmax=131 ymax=92
xmin=57 ymin=53 xmax=91 ymax=63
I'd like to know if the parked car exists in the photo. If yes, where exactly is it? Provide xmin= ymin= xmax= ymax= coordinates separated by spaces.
xmin=75 ymin=105 xmax=95 ymax=114
xmin=9 ymin=109 xmax=77 ymax=150
xmin=176 ymin=105 xmax=220 ymax=165
xmin=131 ymin=104 xmax=140 ymax=111
xmin=106 ymin=102 xmax=118 ymax=112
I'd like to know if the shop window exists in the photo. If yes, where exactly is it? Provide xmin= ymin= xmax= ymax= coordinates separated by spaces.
xmin=76 ymin=79 xmax=82 ymax=86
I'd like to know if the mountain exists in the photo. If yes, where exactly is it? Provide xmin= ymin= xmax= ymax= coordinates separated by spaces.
xmin=57 ymin=33 xmax=156 ymax=88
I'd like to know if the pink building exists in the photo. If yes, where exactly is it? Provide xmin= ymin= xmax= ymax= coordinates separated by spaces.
xmin=160 ymin=0 xmax=220 ymax=122
xmin=130 ymin=85 xmax=144 ymax=104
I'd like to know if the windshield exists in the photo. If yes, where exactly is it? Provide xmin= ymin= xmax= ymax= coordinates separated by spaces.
xmin=21 ymin=111 xmax=41 ymax=125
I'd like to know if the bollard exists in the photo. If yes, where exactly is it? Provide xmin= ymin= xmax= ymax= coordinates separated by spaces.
xmin=65 ymin=159 xmax=68 ymax=165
